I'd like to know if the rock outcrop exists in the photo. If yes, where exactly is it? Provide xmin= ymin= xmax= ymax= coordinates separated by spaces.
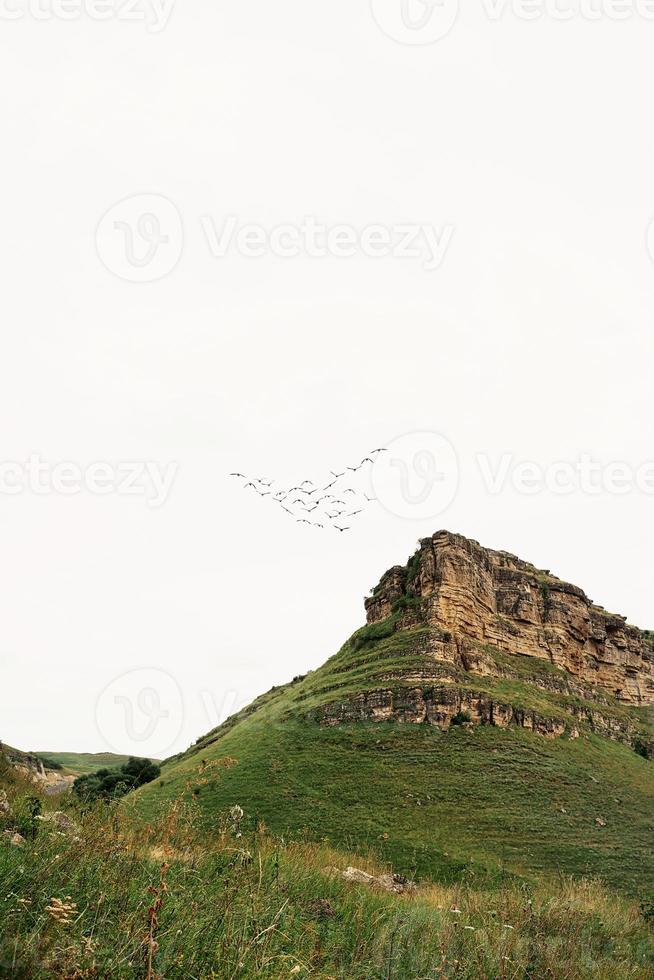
xmin=365 ymin=531 xmax=654 ymax=707
xmin=327 ymin=866 xmax=416 ymax=895
xmin=318 ymin=685 xmax=575 ymax=738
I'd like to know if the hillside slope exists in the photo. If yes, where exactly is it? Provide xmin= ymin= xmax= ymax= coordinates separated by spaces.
xmin=133 ymin=531 xmax=654 ymax=894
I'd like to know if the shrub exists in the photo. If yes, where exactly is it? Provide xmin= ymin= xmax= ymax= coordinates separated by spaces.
xmin=73 ymin=757 xmax=160 ymax=802
xmin=450 ymin=711 xmax=472 ymax=727
xmin=641 ymin=895 xmax=654 ymax=922
xmin=350 ymin=617 xmax=397 ymax=652
xmin=391 ymin=595 xmax=423 ymax=616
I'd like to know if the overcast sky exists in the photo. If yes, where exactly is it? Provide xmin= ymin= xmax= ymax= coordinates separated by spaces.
xmin=1 ymin=1 xmax=653 ymax=758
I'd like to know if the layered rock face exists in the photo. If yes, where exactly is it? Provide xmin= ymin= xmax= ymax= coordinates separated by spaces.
xmin=365 ymin=531 xmax=654 ymax=707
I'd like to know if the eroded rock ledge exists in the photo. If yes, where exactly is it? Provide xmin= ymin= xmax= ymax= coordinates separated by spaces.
xmin=364 ymin=531 xmax=654 ymax=706
xmin=311 ymin=684 xmax=652 ymax=751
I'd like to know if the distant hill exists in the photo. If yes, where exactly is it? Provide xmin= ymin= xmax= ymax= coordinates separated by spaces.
xmin=35 ymin=752 xmax=159 ymax=776
xmin=133 ymin=531 xmax=654 ymax=895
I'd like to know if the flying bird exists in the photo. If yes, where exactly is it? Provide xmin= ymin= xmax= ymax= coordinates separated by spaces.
xmin=234 ymin=450 xmax=385 ymax=533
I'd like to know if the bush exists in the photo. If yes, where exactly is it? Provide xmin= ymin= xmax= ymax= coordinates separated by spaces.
xmin=641 ymin=895 xmax=654 ymax=922
xmin=73 ymin=757 xmax=160 ymax=802
xmin=12 ymin=794 xmax=42 ymax=839
xmin=450 ymin=711 xmax=472 ymax=727
xmin=350 ymin=617 xmax=397 ymax=652
xmin=391 ymin=595 xmax=423 ymax=616
xmin=36 ymin=755 xmax=63 ymax=771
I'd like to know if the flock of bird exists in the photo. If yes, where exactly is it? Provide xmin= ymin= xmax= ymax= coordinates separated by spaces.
xmin=230 ymin=449 xmax=388 ymax=532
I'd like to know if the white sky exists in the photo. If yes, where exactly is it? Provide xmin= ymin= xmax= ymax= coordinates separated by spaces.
xmin=1 ymin=1 xmax=654 ymax=757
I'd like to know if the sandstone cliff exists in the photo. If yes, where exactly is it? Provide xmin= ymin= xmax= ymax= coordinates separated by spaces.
xmin=364 ymin=531 xmax=654 ymax=707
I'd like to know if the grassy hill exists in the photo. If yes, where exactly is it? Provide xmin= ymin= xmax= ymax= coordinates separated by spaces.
xmin=133 ymin=617 xmax=654 ymax=896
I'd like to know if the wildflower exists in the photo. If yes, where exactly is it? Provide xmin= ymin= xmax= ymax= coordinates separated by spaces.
xmin=45 ymin=896 xmax=77 ymax=925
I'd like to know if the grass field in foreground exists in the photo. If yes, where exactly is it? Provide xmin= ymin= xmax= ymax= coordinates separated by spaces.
xmin=2 ymin=791 xmax=653 ymax=979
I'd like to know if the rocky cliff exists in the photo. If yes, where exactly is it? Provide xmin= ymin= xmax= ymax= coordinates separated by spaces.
xmin=364 ymin=531 xmax=654 ymax=707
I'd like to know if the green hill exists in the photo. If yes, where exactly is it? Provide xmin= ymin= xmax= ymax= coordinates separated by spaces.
xmin=133 ymin=533 xmax=654 ymax=896
xmin=35 ymin=751 xmax=157 ymax=776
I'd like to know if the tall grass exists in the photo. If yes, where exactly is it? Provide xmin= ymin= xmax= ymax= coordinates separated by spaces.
xmin=1 ymin=776 xmax=653 ymax=979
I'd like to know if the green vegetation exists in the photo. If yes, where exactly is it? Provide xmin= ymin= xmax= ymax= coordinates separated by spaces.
xmin=405 ymin=548 xmax=422 ymax=592
xmin=2 ymin=780 xmax=653 ymax=978
xmin=130 ymin=616 xmax=654 ymax=896
xmin=134 ymin=717 xmax=654 ymax=895
xmin=4 ymin=596 xmax=654 ymax=975
xmin=35 ymin=752 xmax=156 ymax=776
xmin=73 ymin=757 xmax=160 ymax=802
xmin=391 ymin=594 xmax=424 ymax=615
